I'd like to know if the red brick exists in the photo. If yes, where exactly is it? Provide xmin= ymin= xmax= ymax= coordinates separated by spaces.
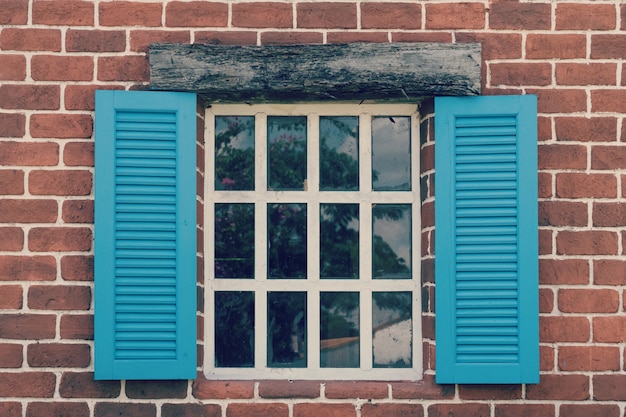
xmin=538 ymin=172 xmax=551 ymax=198
xmin=327 ymin=32 xmax=389 ymax=44
xmin=98 ymin=55 xmax=149 ymax=82
xmin=592 ymin=146 xmax=626 ymax=170
xmin=536 ymin=116 xmax=551 ymax=142
xmin=62 ymin=200 xmax=94 ymax=224
xmin=32 ymin=0 xmax=94 ymax=25
xmin=594 ymin=259 xmax=626 ymax=285
xmin=527 ymin=374 xmax=589 ymax=400
xmin=294 ymin=403 xmax=356 ymax=417
xmin=591 ymin=35 xmax=626 ymax=59
xmin=538 ymin=201 xmax=587 ymax=227
xmin=130 ymin=30 xmax=190 ymax=53
xmin=60 ymin=372 xmax=120 ymax=398
xmin=559 ymin=346 xmax=619 ymax=372
xmin=428 ymin=403 xmax=489 ymax=417
xmin=490 ymin=2 xmax=550 ymax=30
xmin=556 ymin=4 xmax=615 ymax=30
xmin=195 ymin=31 xmax=258 ymax=46
xmin=259 ymin=380 xmax=320 ymax=398
xmin=28 ymin=227 xmax=92 ymax=252
xmin=555 ymin=117 xmax=617 ymax=142
xmin=0 ymin=141 xmax=59 ymax=166
xmin=30 ymin=114 xmax=92 ymax=139
xmin=95 ymin=403 xmax=156 ymax=417
xmin=559 ymin=289 xmax=619 ymax=313
xmin=425 ymin=2 xmax=484 ymax=30
xmin=31 ymin=56 xmax=93 ymax=82
xmin=530 ymin=89 xmax=587 ymax=114
xmin=0 ymin=314 xmax=56 ymax=339
xmin=456 ymin=33 xmax=521 ymax=60
xmin=556 ymin=173 xmax=617 ymax=198
xmin=65 ymin=85 xmax=124 ymax=111
xmin=64 ymin=142 xmax=94 ymax=166
xmin=0 ymin=286 xmax=22 ymax=309
xmin=527 ymin=34 xmax=586 ymax=59
xmin=541 ymin=316 xmax=589 ymax=343
xmin=261 ymin=32 xmax=323 ymax=45
xmin=593 ymin=202 xmax=626 ymax=227
xmin=593 ymin=316 xmax=626 ymax=342
xmin=557 ymin=230 xmax=618 ymax=256
xmin=538 ymin=144 xmax=587 ymax=170
xmin=27 ymin=343 xmax=90 ymax=368
xmin=0 ymin=0 xmax=28 ymax=24
xmin=539 ymin=259 xmax=589 ymax=285
xmin=227 ymin=403 xmax=288 ymax=417
xmin=0 ymin=28 xmax=61 ymax=51
xmin=164 ymin=1 xmax=227 ymax=27
xmin=297 ymin=3 xmax=357 ymax=29
xmin=125 ymin=380 xmax=188 ymax=399
xmin=99 ymin=1 xmax=162 ymax=27
xmin=0 ymin=228 xmax=23 ymax=251
xmin=593 ymin=374 xmax=626 ymax=400
xmin=192 ymin=377 xmax=254 ymax=399
xmin=66 ymin=30 xmax=125 ymax=52
xmin=490 ymin=63 xmax=551 ymax=87
xmin=538 ymin=228 xmax=552 ymax=255
xmin=0 ymin=113 xmax=25 ymax=137
xmin=28 ymin=285 xmax=91 ymax=310
xmin=556 ymin=63 xmax=616 ymax=86
xmin=0 ymin=170 xmax=24 ymax=195
xmin=60 ymin=314 xmax=93 ymax=339
xmin=29 ymin=170 xmax=92 ymax=196
xmin=495 ymin=404 xmax=555 ymax=417
xmin=592 ymin=90 xmax=626 ymax=112
xmin=325 ymin=382 xmax=388 ymax=399
xmin=391 ymin=374 xmax=454 ymax=400
xmin=539 ymin=288 xmax=553 ymax=313
xmin=0 ymin=85 xmax=60 ymax=110
xmin=0 ymin=55 xmax=26 ymax=81
xmin=0 ymin=255 xmax=56 ymax=281
xmin=162 ymin=404 xmax=221 ymax=417
xmin=392 ymin=32 xmax=452 ymax=43
xmin=458 ymin=385 xmax=521 ymax=400
xmin=541 ymin=345 xmax=554 ymax=371
xmin=0 ymin=372 xmax=56 ymax=397
xmin=361 ymin=3 xmax=421 ymax=30
xmin=0 ymin=199 xmax=57 ymax=223
xmin=27 ymin=402 xmax=90 ymax=417
xmin=233 ymin=2 xmax=292 ymax=28
xmin=0 ymin=343 xmax=22 ymax=368
xmin=361 ymin=404 xmax=423 ymax=417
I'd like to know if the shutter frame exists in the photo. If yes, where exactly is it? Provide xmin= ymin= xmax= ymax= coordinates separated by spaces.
xmin=434 ymin=95 xmax=538 ymax=384
xmin=94 ymin=90 xmax=197 ymax=380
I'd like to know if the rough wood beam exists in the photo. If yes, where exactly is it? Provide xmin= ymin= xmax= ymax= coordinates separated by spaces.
xmin=149 ymin=43 xmax=481 ymax=102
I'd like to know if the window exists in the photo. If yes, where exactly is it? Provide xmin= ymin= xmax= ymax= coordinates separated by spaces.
xmin=204 ymin=104 xmax=422 ymax=380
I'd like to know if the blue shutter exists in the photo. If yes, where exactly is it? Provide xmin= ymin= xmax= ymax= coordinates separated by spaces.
xmin=94 ymin=90 xmax=197 ymax=380
xmin=435 ymin=95 xmax=538 ymax=384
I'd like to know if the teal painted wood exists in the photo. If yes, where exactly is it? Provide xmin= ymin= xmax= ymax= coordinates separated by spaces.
xmin=94 ymin=90 xmax=197 ymax=380
xmin=434 ymin=95 xmax=538 ymax=384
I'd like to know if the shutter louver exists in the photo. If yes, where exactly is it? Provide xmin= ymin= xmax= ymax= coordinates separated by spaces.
xmin=95 ymin=91 xmax=197 ymax=380
xmin=435 ymin=96 xmax=538 ymax=384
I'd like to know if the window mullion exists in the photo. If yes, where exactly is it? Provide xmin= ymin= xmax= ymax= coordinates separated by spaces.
xmin=308 ymin=289 xmax=320 ymax=370
xmin=361 ymin=289 xmax=373 ymax=370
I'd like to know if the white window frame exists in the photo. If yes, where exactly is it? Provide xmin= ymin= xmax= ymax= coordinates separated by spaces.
xmin=203 ymin=103 xmax=422 ymax=380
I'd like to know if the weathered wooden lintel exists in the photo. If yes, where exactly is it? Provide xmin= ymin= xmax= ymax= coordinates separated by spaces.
xmin=149 ymin=43 xmax=481 ymax=103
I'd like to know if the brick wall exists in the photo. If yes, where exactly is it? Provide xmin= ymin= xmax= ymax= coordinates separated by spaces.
xmin=1 ymin=0 xmax=625 ymax=416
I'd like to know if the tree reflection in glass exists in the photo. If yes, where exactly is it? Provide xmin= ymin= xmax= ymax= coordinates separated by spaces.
xmin=320 ymin=116 xmax=359 ymax=191
xmin=320 ymin=203 xmax=359 ymax=279
xmin=372 ymin=205 xmax=411 ymax=279
xmin=214 ymin=291 xmax=254 ymax=367
xmin=268 ymin=203 xmax=307 ymax=279
xmin=268 ymin=116 xmax=307 ymax=190
xmin=268 ymin=292 xmax=307 ymax=368
xmin=214 ymin=203 xmax=254 ymax=279
xmin=373 ymin=292 xmax=412 ymax=368
xmin=215 ymin=116 xmax=255 ymax=191
xmin=320 ymin=292 xmax=360 ymax=368
xmin=372 ymin=116 xmax=411 ymax=191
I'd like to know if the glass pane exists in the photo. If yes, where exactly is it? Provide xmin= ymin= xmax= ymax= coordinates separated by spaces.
xmin=372 ymin=204 xmax=411 ymax=279
xmin=373 ymin=292 xmax=412 ymax=368
xmin=320 ymin=292 xmax=360 ymax=368
xmin=268 ymin=203 xmax=307 ymax=279
xmin=372 ymin=116 xmax=411 ymax=191
xmin=215 ymin=116 xmax=255 ymax=190
xmin=214 ymin=291 xmax=254 ymax=367
xmin=268 ymin=116 xmax=307 ymax=190
xmin=267 ymin=292 xmax=307 ymax=368
xmin=214 ymin=204 xmax=254 ymax=279
xmin=320 ymin=116 xmax=359 ymax=191
xmin=320 ymin=204 xmax=359 ymax=279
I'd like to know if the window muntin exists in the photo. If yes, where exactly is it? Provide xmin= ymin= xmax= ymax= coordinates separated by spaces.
xmin=205 ymin=104 xmax=422 ymax=380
